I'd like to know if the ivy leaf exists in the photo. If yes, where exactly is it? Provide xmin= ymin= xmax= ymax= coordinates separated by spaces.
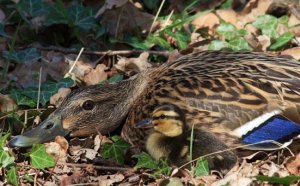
xmin=2 ymin=48 xmax=41 ymax=63
xmin=101 ymin=136 xmax=130 ymax=165
xmin=208 ymin=40 xmax=228 ymax=50
xmin=0 ymin=133 xmax=10 ymax=147
xmin=10 ymin=89 xmax=36 ymax=108
xmin=195 ymin=158 xmax=209 ymax=177
xmin=21 ymin=78 xmax=74 ymax=106
xmin=269 ymin=32 xmax=294 ymax=50
xmin=108 ymin=74 xmax=123 ymax=84
xmin=7 ymin=166 xmax=19 ymax=186
xmin=153 ymin=158 xmax=171 ymax=177
xmin=0 ymin=148 xmax=15 ymax=168
xmin=0 ymin=23 xmax=10 ymax=38
xmin=68 ymin=4 xmax=96 ymax=30
xmin=216 ymin=22 xmax=240 ymax=40
xmin=133 ymin=152 xmax=158 ymax=169
xmin=17 ymin=0 xmax=49 ymax=18
xmin=44 ymin=0 xmax=69 ymax=26
xmin=256 ymin=175 xmax=300 ymax=185
xmin=253 ymin=15 xmax=278 ymax=38
xmin=147 ymin=34 xmax=172 ymax=50
xmin=228 ymin=37 xmax=251 ymax=51
xmin=29 ymin=144 xmax=55 ymax=169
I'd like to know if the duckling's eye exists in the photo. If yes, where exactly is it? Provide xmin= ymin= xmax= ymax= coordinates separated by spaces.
xmin=82 ymin=100 xmax=95 ymax=110
xmin=160 ymin=114 xmax=166 ymax=119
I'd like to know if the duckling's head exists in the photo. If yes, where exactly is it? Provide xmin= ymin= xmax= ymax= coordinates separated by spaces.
xmin=137 ymin=104 xmax=187 ymax=137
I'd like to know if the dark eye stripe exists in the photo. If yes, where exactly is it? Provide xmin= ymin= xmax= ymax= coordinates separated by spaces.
xmin=153 ymin=116 xmax=180 ymax=120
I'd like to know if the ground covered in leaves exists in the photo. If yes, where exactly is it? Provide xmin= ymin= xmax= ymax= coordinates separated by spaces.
xmin=1 ymin=0 xmax=300 ymax=185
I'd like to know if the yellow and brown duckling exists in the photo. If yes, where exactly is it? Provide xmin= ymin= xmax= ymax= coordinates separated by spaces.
xmin=137 ymin=104 xmax=237 ymax=172
xmin=8 ymin=51 xmax=300 ymax=157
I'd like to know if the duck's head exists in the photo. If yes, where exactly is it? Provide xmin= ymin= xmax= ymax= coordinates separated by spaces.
xmin=137 ymin=104 xmax=187 ymax=137
xmin=9 ymin=82 xmax=133 ymax=147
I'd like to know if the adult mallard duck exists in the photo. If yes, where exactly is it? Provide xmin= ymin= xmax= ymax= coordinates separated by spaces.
xmin=8 ymin=51 xmax=300 ymax=151
xmin=137 ymin=104 xmax=237 ymax=172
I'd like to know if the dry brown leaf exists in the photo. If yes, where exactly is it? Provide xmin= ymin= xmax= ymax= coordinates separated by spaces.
xmin=98 ymin=174 xmax=125 ymax=186
xmin=45 ymin=137 xmax=69 ymax=163
xmin=69 ymin=145 xmax=98 ymax=162
xmin=191 ymin=13 xmax=219 ymax=29
xmin=257 ymin=35 xmax=271 ymax=51
xmin=94 ymin=134 xmax=112 ymax=152
xmin=216 ymin=9 xmax=238 ymax=28
xmin=95 ymin=0 xmax=128 ymax=17
xmin=0 ymin=94 xmax=17 ymax=112
xmin=83 ymin=64 xmax=108 ymax=85
xmin=281 ymin=47 xmax=300 ymax=60
xmin=50 ymin=87 xmax=71 ymax=107
xmin=115 ymin=52 xmax=152 ymax=76
xmin=286 ymin=153 xmax=300 ymax=175
xmin=65 ymin=54 xmax=93 ymax=82
xmin=100 ymin=2 xmax=154 ymax=37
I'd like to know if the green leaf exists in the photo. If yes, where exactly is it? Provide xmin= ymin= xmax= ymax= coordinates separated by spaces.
xmin=0 ymin=23 xmax=10 ymax=38
xmin=195 ymin=158 xmax=209 ymax=176
xmin=108 ymin=74 xmax=123 ymax=84
xmin=228 ymin=37 xmax=251 ymax=51
xmin=44 ymin=0 xmax=69 ymax=26
xmin=23 ymin=174 xmax=34 ymax=183
xmin=252 ymin=15 xmax=278 ymax=38
xmin=142 ymin=0 xmax=160 ymax=10
xmin=174 ymin=30 xmax=190 ymax=49
xmin=21 ymin=78 xmax=74 ymax=106
xmin=68 ymin=4 xmax=96 ymax=30
xmin=7 ymin=166 xmax=19 ymax=186
xmin=29 ymin=144 xmax=55 ymax=169
xmin=256 ymin=175 xmax=300 ymax=186
xmin=279 ymin=15 xmax=289 ymax=27
xmin=2 ymin=48 xmax=41 ymax=63
xmin=10 ymin=89 xmax=36 ymax=108
xmin=101 ymin=135 xmax=130 ymax=165
xmin=208 ymin=40 xmax=228 ymax=50
xmin=220 ymin=0 xmax=233 ymax=9
xmin=0 ymin=148 xmax=15 ymax=168
xmin=153 ymin=158 xmax=171 ymax=177
xmin=216 ymin=22 xmax=240 ymax=40
xmin=133 ymin=152 xmax=158 ymax=169
xmin=0 ymin=133 xmax=10 ymax=147
xmin=269 ymin=32 xmax=294 ymax=50
xmin=17 ymin=0 xmax=49 ymax=18
xmin=117 ymin=35 xmax=150 ymax=50
xmin=147 ymin=34 xmax=172 ymax=50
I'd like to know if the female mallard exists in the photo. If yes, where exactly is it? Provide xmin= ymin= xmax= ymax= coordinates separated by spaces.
xmin=8 ymin=51 xmax=300 ymax=151
xmin=137 ymin=104 xmax=237 ymax=172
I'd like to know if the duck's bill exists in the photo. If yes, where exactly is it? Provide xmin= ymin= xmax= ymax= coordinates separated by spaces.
xmin=8 ymin=114 xmax=70 ymax=148
xmin=136 ymin=118 xmax=153 ymax=128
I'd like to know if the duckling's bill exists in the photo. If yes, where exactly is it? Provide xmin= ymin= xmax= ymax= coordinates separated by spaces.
xmin=8 ymin=113 xmax=70 ymax=147
xmin=136 ymin=118 xmax=153 ymax=128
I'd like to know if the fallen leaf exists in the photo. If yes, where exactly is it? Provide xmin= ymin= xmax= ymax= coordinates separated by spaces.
xmin=191 ymin=13 xmax=219 ymax=29
xmin=94 ymin=134 xmax=112 ymax=152
xmin=216 ymin=9 xmax=238 ymax=28
xmin=98 ymin=173 xmax=125 ymax=186
xmin=95 ymin=0 xmax=128 ymax=17
xmin=257 ymin=35 xmax=271 ymax=51
xmin=65 ymin=54 xmax=93 ymax=82
xmin=0 ymin=94 xmax=17 ymax=112
xmin=83 ymin=64 xmax=108 ymax=85
xmin=50 ymin=87 xmax=71 ymax=107
xmin=45 ymin=136 xmax=69 ymax=163
xmin=286 ymin=153 xmax=300 ymax=175
xmin=281 ymin=47 xmax=300 ymax=60
xmin=115 ymin=52 xmax=152 ymax=75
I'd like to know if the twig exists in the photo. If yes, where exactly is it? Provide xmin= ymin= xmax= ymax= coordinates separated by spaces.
xmin=148 ymin=0 xmax=166 ymax=36
xmin=37 ymin=67 xmax=42 ymax=110
xmin=35 ymin=46 xmax=170 ymax=57
xmin=58 ymin=163 xmax=135 ymax=172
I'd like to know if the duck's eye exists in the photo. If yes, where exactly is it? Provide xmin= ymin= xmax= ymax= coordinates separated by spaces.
xmin=160 ymin=114 xmax=166 ymax=119
xmin=82 ymin=100 xmax=95 ymax=110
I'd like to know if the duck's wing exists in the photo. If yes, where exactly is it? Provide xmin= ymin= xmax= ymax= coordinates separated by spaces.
xmin=122 ymin=51 xmax=300 ymax=149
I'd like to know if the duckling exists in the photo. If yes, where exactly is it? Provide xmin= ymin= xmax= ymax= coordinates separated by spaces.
xmin=137 ymin=104 xmax=237 ymax=173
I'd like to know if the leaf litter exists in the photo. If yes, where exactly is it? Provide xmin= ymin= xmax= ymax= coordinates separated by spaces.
xmin=1 ymin=0 xmax=300 ymax=185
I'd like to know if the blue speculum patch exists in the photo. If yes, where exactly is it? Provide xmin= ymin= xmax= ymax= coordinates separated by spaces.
xmin=242 ymin=115 xmax=300 ymax=146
